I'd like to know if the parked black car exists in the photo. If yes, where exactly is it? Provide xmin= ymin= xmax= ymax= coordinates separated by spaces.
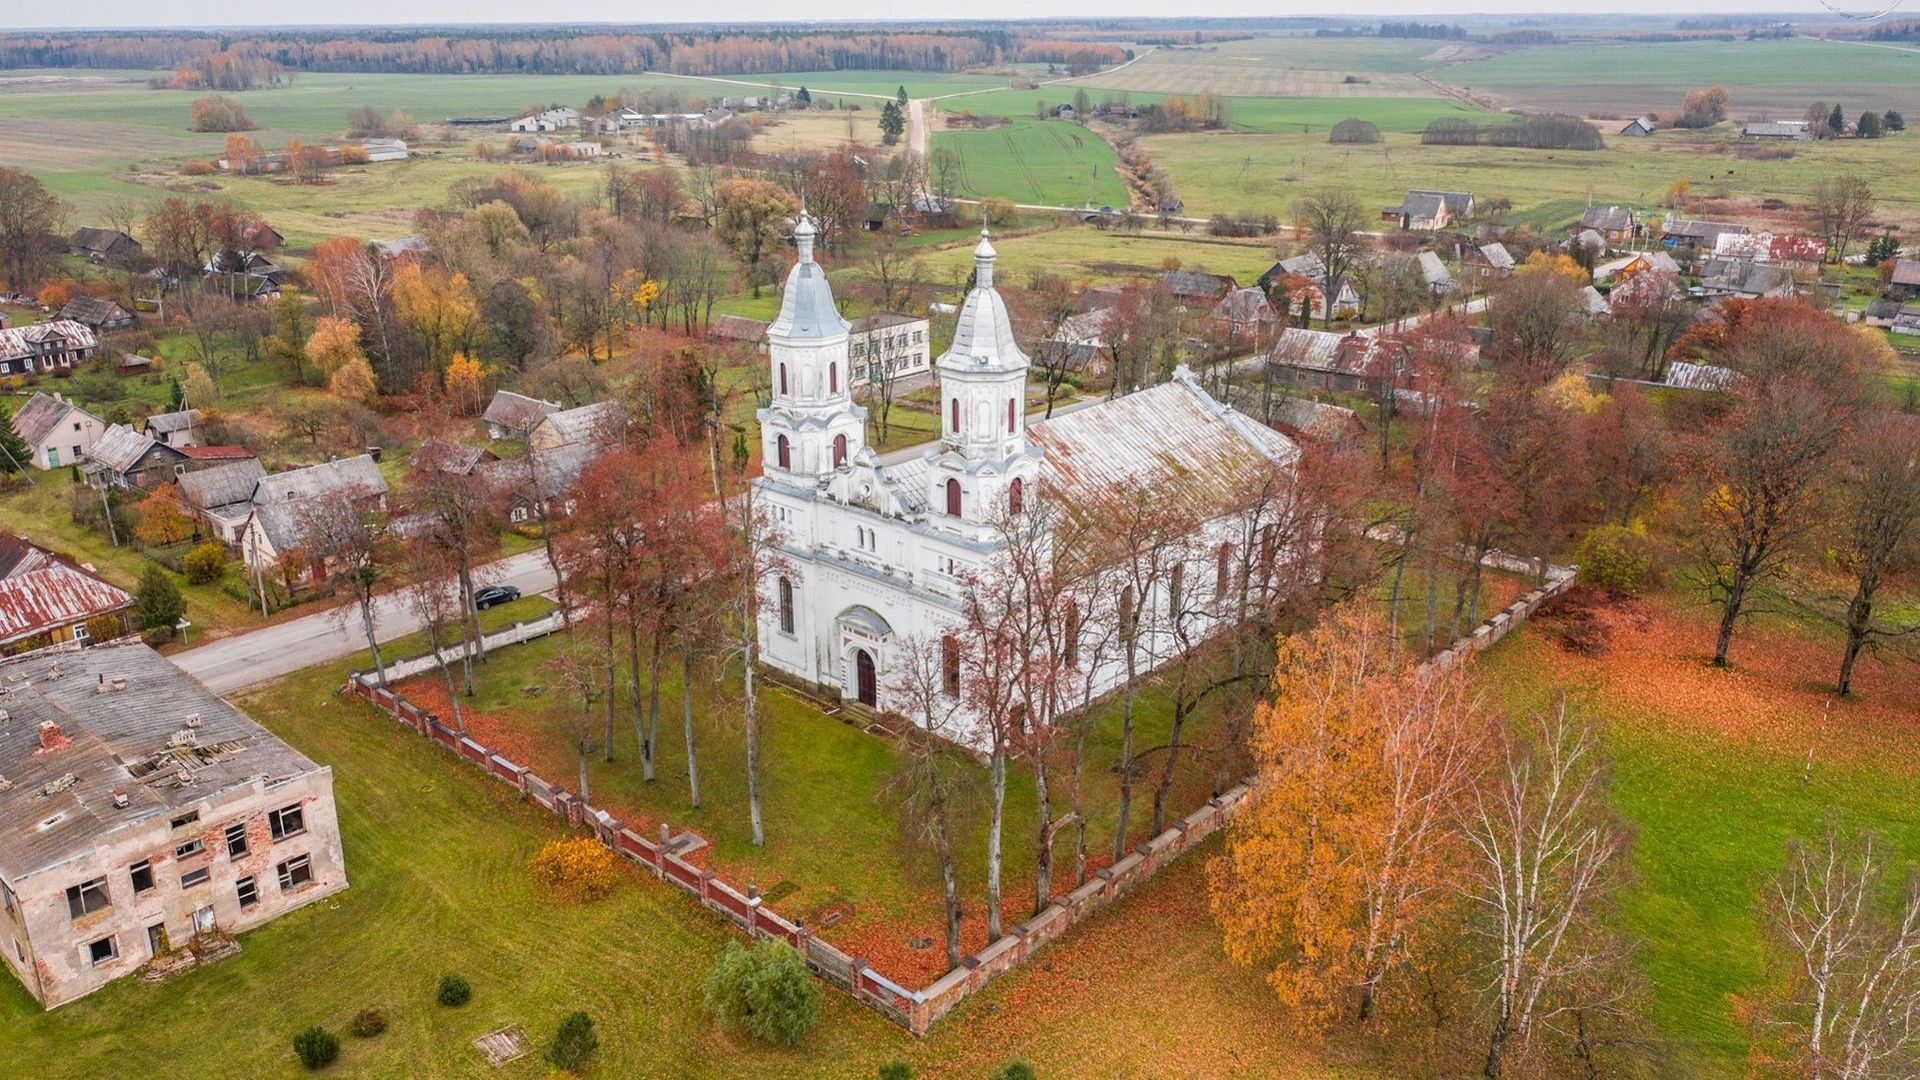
xmin=473 ymin=585 xmax=522 ymax=610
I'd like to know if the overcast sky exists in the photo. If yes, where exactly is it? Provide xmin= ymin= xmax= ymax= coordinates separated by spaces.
xmin=4 ymin=2 xmax=1846 ymax=31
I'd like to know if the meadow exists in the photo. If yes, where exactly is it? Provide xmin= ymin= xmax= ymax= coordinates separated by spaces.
xmin=1143 ymin=122 xmax=1920 ymax=229
xmin=1434 ymin=36 xmax=1920 ymax=116
xmin=1059 ymin=37 xmax=1445 ymax=98
xmin=931 ymin=117 xmax=1129 ymax=208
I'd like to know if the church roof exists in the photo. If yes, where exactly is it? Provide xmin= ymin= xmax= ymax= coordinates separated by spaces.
xmin=768 ymin=212 xmax=849 ymax=344
xmin=1029 ymin=369 xmax=1296 ymax=510
xmin=938 ymin=231 xmax=1028 ymax=374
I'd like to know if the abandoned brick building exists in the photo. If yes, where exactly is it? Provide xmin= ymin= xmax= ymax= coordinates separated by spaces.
xmin=0 ymin=644 xmax=345 ymax=1008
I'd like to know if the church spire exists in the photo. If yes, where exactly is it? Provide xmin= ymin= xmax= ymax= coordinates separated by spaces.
xmin=972 ymin=228 xmax=995 ymax=290
xmin=794 ymin=210 xmax=817 ymax=265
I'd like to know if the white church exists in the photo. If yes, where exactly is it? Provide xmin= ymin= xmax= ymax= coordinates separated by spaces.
xmin=754 ymin=213 xmax=1300 ymax=731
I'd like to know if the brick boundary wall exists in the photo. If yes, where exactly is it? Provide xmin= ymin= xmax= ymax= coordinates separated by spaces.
xmin=341 ymin=558 xmax=1576 ymax=1036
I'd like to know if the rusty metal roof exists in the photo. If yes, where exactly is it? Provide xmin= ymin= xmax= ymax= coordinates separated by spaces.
xmin=0 ymin=564 xmax=133 ymax=648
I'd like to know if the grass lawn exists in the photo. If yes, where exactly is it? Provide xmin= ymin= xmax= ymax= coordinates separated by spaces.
xmin=0 ymin=619 xmax=1326 ymax=1078
xmin=1474 ymin=589 xmax=1920 ymax=1074
xmin=931 ymin=117 xmax=1128 ymax=208
xmin=380 ymin=615 xmax=1250 ymax=988
xmin=903 ymin=224 xmax=1281 ymax=288
xmin=944 ymin=88 xmax=1480 ymax=135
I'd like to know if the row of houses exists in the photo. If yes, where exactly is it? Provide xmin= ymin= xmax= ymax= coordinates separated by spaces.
xmin=698 ymin=312 xmax=936 ymax=389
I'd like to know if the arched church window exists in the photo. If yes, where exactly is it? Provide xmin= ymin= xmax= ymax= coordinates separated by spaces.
xmin=1007 ymin=398 xmax=1016 ymax=433
xmin=777 ymin=434 xmax=791 ymax=470
xmin=950 ymin=397 xmax=960 ymax=434
xmin=1008 ymin=477 xmax=1024 ymax=515
xmin=946 ymin=478 xmax=962 ymax=517
xmin=779 ymin=363 xmax=788 ymax=395
xmin=1216 ymin=542 xmax=1234 ymax=596
xmin=777 ymin=577 xmax=794 ymax=634
xmin=833 ymin=434 xmax=847 ymax=468
xmin=829 ymin=362 xmax=838 ymax=394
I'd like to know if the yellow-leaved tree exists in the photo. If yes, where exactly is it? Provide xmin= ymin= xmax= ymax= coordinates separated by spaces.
xmin=133 ymin=483 xmax=196 ymax=546
xmin=304 ymin=315 xmax=364 ymax=377
xmin=328 ymin=355 xmax=378 ymax=404
xmin=1209 ymin=603 xmax=1486 ymax=1037
xmin=392 ymin=262 xmax=478 ymax=375
xmin=443 ymin=353 xmax=488 ymax=416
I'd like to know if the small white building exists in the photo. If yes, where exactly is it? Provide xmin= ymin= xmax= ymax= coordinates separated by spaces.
xmin=848 ymin=312 xmax=932 ymax=388
xmin=8 ymin=393 xmax=105 ymax=472
xmin=510 ymin=107 xmax=581 ymax=133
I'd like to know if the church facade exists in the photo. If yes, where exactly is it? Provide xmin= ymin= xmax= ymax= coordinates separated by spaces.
xmin=753 ymin=214 xmax=1299 ymax=737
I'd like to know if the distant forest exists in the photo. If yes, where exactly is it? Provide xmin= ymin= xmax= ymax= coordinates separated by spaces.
xmin=0 ymin=28 xmax=1125 ymax=84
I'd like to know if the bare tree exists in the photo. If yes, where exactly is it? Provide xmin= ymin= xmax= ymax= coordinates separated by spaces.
xmin=547 ymin=635 xmax=610 ymax=803
xmin=1753 ymin=827 xmax=1920 ymax=1080
xmin=886 ymin=635 xmax=974 ymax=970
xmin=1462 ymin=701 xmax=1629 ymax=1079
xmin=1808 ymin=175 xmax=1877 ymax=263
xmin=399 ymin=539 xmax=469 ymax=733
xmin=1295 ymin=189 xmax=1367 ymax=329
xmin=294 ymin=486 xmax=392 ymax=687
xmin=1830 ymin=414 xmax=1920 ymax=696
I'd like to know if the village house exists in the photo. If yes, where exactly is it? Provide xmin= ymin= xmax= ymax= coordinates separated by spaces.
xmin=0 ymin=536 xmax=134 ymax=655
xmin=480 ymin=440 xmax=599 ymax=529
xmin=55 ymin=297 xmax=135 ymax=334
xmin=1607 ymin=263 xmax=1687 ymax=312
xmin=9 ymin=393 xmax=104 ymax=472
xmin=1864 ymin=299 xmax=1904 ymax=327
xmin=1208 ymin=287 xmax=1283 ymax=346
xmin=529 ymin=401 xmax=627 ymax=452
xmin=1593 ymin=250 xmax=1682 ymax=286
xmin=1886 ymin=259 xmax=1920 ymax=300
xmin=1159 ymin=270 xmax=1240 ymax=305
xmin=1460 ymin=242 xmax=1516 ymax=288
xmin=480 ymin=390 xmax=560 ymax=441
xmin=1713 ymin=231 xmax=1828 ymax=269
xmin=1891 ymin=306 xmax=1920 ymax=337
xmin=202 ymin=252 xmax=285 ymax=300
xmin=0 ymin=644 xmax=346 ymax=1009
xmin=141 ymin=410 xmax=201 ymax=449
xmin=1618 ymin=117 xmax=1656 ymax=137
xmin=1258 ymin=253 xmax=1360 ymax=322
xmin=113 ymin=355 xmax=155 ymax=378
xmin=175 ymin=459 xmax=267 ymax=545
xmin=1661 ymin=215 xmax=1750 ymax=252
xmin=848 ymin=313 xmax=932 ymax=387
xmin=1577 ymin=206 xmax=1637 ymax=245
xmin=237 ymin=455 xmax=388 ymax=587
xmin=708 ymin=314 xmax=771 ymax=353
xmin=1699 ymin=258 xmax=1798 ymax=300
xmin=1743 ymin=120 xmax=1812 ymax=140
xmin=1266 ymin=327 xmax=1378 ymax=393
xmin=80 ymin=425 xmax=191 ymax=490
xmin=67 ymin=228 xmax=142 ymax=264
xmin=1268 ymin=396 xmax=1365 ymax=448
xmin=0 ymin=321 xmax=98 ymax=378
xmin=1047 ymin=307 xmax=1117 ymax=370
xmin=1579 ymin=285 xmax=1612 ymax=318
xmin=509 ymin=107 xmax=581 ymax=133
xmin=1416 ymin=251 xmax=1454 ymax=296
xmin=1388 ymin=189 xmax=1474 ymax=232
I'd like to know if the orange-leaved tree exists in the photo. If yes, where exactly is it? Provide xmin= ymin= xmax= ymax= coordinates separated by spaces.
xmin=1209 ymin=602 xmax=1487 ymax=1036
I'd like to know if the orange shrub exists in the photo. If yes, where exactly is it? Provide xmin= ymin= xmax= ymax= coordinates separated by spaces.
xmin=528 ymin=837 xmax=620 ymax=902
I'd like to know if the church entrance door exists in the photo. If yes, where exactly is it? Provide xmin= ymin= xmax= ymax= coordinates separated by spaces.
xmin=855 ymin=649 xmax=877 ymax=707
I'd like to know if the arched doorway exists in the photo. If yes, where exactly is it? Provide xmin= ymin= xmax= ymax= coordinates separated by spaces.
xmin=854 ymin=648 xmax=877 ymax=707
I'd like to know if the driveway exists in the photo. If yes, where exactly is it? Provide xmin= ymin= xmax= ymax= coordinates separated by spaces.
xmin=173 ymin=548 xmax=560 ymax=695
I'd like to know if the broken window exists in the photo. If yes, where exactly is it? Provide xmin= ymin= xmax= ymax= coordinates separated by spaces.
xmin=86 ymin=936 xmax=117 ymax=965
xmin=180 ymin=867 xmax=210 ymax=889
xmin=235 ymin=876 xmax=258 ymax=909
xmin=175 ymin=838 xmax=204 ymax=859
xmin=65 ymin=877 xmax=110 ymax=920
xmin=224 ymin=823 xmax=249 ymax=858
xmin=129 ymin=860 xmax=154 ymax=894
xmin=169 ymin=810 xmax=200 ymax=830
xmin=268 ymin=804 xmax=304 ymax=841
xmin=277 ymin=855 xmax=312 ymax=891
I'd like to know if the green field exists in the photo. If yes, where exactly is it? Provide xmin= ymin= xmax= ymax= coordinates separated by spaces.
xmin=904 ymin=225 xmax=1280 ymax=288
xmin=1145 ymin=123 xmax=1920 ymax=228
xmin=943 ymin=88 xmax=1480 ymax=134
xmin=1436 ymin=37 xmax=1920 ymax=116
xmin=932 ymin=117 xmax=1129 ymax=208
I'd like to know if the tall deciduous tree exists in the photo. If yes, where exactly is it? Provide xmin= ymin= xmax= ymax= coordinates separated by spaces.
xmin=1829 ymin=413 xmax=1920 ymax=696
xmin=294 ymin=485 xmax=392 ymax=686
xmin=0 ymin=167 xmax=66 ymax=292
xmin=1295 ymin=189 xmax=1366 ymax=329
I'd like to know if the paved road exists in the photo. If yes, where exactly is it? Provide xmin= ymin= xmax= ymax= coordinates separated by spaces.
xmin=174 ymin=548 xmax=561 ymax=695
